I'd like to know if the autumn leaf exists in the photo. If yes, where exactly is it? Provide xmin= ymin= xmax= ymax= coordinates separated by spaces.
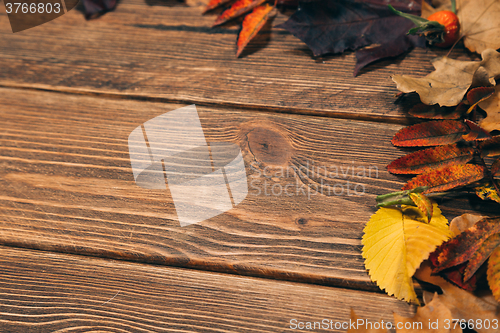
xmin=487 ymin=246 xmax=500 ymax=302
xmin=213 ymin=0 xmax=266 ymax=27
xmin=467 ymin=87 xmax=496 ymax=114
xmin=203 ymin=0 xmax=235 ymax=14
xmin=475 ymin=181 xmax=500 ymax=204
xmin=457 ymin=0 xmax=500 ymax=54
xmin=462 ymin=119 xmax=492 ymax=141
xmin=276 ymin=0 xmax=424 ymax=75
xmin=387 ymin=143 xmax=474 ymax=174
xmin=409 ymin=192 xmax=433 ymax=223
xmin=362 ymin=204 xmax=451 ymax=303
xmin=402 ymin=164 xmax=487 ymax=193
xmin=479 ymin=85 xmax=500 ymax=132
xmin=392 ymin=49 xmax=500 ymax=107
xmin=408 ymin=102 xmax=466 ymax=120
xmin=449 ymin=213 xmax=485 ymax=236
xmin=391 ymin=120 xmax=469 ymax=147
xmin=415 ymin=261 xmax=500 ymax=333
xmin=432 ymin=217 xmax=500 ymax=275
xmin=480 ymin=136 xmax=500 ymax=157
xmin=393 ymin=293 xmax=461 ymax=333
xmin=236 ymin=4 xmax=274 ymax=57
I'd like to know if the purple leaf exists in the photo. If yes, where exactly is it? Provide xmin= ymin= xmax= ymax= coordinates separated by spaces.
xmin=277 ymin=0 xmax=423 ymax=71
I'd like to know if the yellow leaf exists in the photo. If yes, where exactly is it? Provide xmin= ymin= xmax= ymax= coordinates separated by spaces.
xmin=392 ymin=49 xmax=500 ymax=107
xmin=362 ymin=204 xmax=451 ymax=303
xmin=457 ymin=0 xmax=500 ymax=54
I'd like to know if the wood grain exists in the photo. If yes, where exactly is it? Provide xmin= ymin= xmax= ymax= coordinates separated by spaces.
xmin=0 ymin=246 xmax=415 ymax=332
xmin=0 ymin=0 xmax=477 ymax=122
xmin=1 ymin=87 xmax=496 ymax=292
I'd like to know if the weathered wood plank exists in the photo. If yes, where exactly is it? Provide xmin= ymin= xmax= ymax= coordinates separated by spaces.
xmin=0 ymin=0 xmax=476 ymax=121
xmin=1 ymin=87 xmax=495 ymax=290
xmin=0 ymin=246 xmax=414 ymax=332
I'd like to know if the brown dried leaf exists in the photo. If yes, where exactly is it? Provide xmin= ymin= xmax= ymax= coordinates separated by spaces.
xmin=402 ymin=164 xmax=487 ymax=193
xmin=449 ymin=213 xmax=485 ymax=236
xmin=392 ymin=49 xmax=500 ymax=107
xmin=480 ymin=136 xmax=500 ymax=157
xmin=394 ymin=293 xmax=461 ymax=333
xmin=387 ymin=144 xmax=474 ymax=174
xmin=479 ymin=85 xmax=500 ymax=132
xmin=457 ymin=0 xmax=500 ymax=54
xmin=415 ymin=262 xmax=500 ymax=333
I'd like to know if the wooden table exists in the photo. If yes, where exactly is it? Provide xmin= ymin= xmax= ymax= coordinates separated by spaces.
xmin=0 ymin=1 xmax=493 ymax=331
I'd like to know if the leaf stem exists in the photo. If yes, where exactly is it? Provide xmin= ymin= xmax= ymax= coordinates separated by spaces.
xmin=451 ymin=0 xmax=456 ymax=14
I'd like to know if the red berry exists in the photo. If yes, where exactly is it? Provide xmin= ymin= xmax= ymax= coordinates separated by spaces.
xmin=427 ymin=11 xmax=460 ymax=48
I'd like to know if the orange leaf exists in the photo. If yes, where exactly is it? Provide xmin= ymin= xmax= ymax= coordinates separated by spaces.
xmin=387 ymin=143 xmax=474 ymax=175
xmin=203 ymin=0 xmax=235 ymax=14
xmin=402 ymin=164 xmax=487 ymax=193
xmin=213 ymin=0 xmax=266 ymax=27
xmin=392 ymin=120 xmax=469 ymax=147
xmin=462 ymin=119 xmax=492 ymax=141
xmin=236 ymin=4 xmax=274 ymax=57
xmin=431 ymin=217 xmax=500 ymax=274
xmin=487 ymin=246 xmax=500 ymax=302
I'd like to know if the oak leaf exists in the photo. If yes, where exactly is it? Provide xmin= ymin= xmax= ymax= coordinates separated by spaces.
xmin=415 ymin=262 xmax=500 ymax=333
xmin=393 ymin=293 xmax=461 ymax=333
xmin=387 ymin=144 xmax=474 ymax=175
xmin=402 ymin=164 xmax=486 ymax=193
xmin=479 ymin=85 xmax=500 ymax=132
xmin=392 ymin=49 xmax=500 ymax=107
xmin=457 ymin=0 xmax=500 ymax=54
xmin=362 ymin=204 xmax=451 ymax=303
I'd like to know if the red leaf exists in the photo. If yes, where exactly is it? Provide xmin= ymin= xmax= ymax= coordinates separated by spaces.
xmin=213 ymin=0 xmax=266 ymax=27
xmin=431 ymin=217 xmax=500 ymax=274
xmin=462 ymin=119 xmax=492 ymax=141
xmin=402 ymin=164 xmax=487 ymax=193
xmin=203 ymin=0 xmax=235 ymax=14
xmin=236 ymin=4 xmax=274 ymax=57
xmin=466 ymin=86 xmax=495 ymax=114
xmin=387 ymin=143 xmax=474 ymax=175
xmin=392 ymin=120 xmax=469 ymax=147
xmin=428 ymin=257 xmax=480 ymax=291
xmin=464 ymin=233 xmax=500 ymax=281
xmin=408 ymin=102 xmax=466 ymax=120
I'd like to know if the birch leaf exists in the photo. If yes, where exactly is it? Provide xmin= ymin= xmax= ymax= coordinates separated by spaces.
xmin=362 ymin=204 xmax=451 ymax=303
